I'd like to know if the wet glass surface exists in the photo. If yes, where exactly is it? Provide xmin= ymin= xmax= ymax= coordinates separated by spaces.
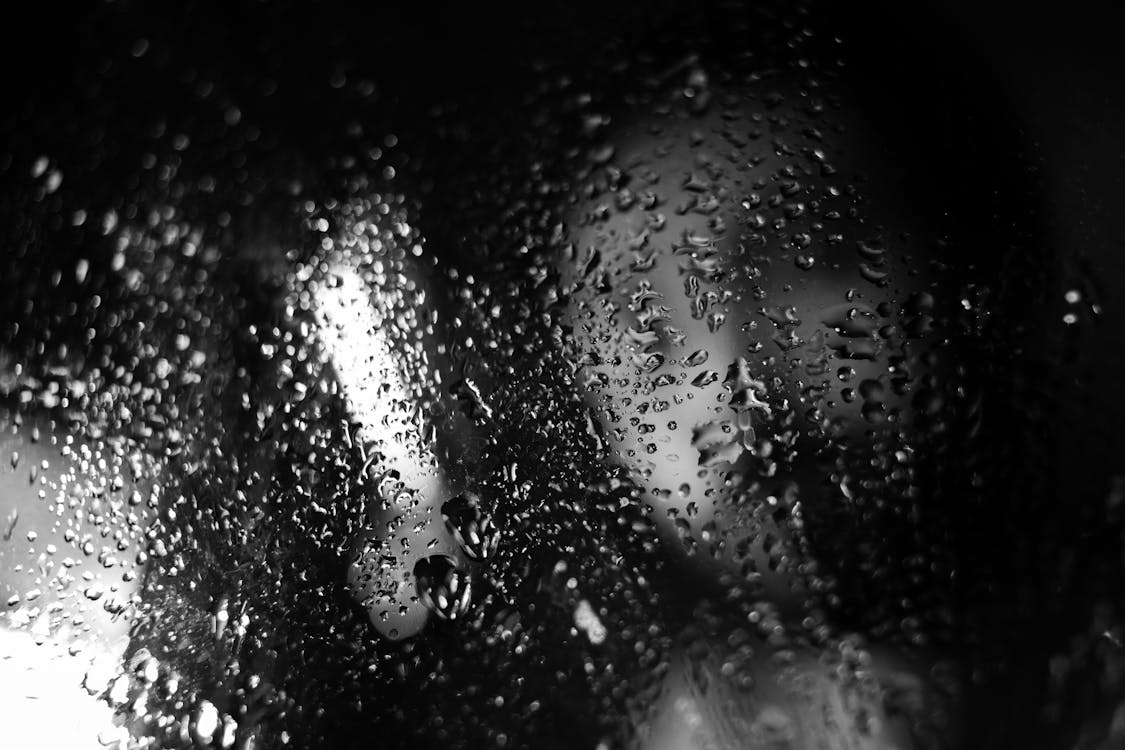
xmin=2 ymin=2 xmax=1125 ymax=748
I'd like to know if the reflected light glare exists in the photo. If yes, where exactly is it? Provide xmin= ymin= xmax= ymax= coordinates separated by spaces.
xmin=0 ymin=628 xmax=129 ymax=749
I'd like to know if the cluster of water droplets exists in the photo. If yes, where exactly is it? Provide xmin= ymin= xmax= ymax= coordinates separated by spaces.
xmin=1 ymin=3 xmax=1123 ymax=749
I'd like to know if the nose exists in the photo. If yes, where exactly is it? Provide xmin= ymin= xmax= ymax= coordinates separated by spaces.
xmin=313 ymin=257 xmax=452 ymax=641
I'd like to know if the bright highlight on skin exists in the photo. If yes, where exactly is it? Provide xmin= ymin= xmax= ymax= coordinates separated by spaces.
xmin=313 ymin=260 xmax=443 ymax=640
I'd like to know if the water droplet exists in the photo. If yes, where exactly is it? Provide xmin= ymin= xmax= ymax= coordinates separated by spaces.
xmin=442 ymin=491 xmax=500 ymax=560
xmin=414 ymin=555 xmax=472 ymax=621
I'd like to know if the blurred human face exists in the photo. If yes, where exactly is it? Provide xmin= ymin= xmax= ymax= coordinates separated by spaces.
xmin=3 ymin=3 xmax=1123 ymax=750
